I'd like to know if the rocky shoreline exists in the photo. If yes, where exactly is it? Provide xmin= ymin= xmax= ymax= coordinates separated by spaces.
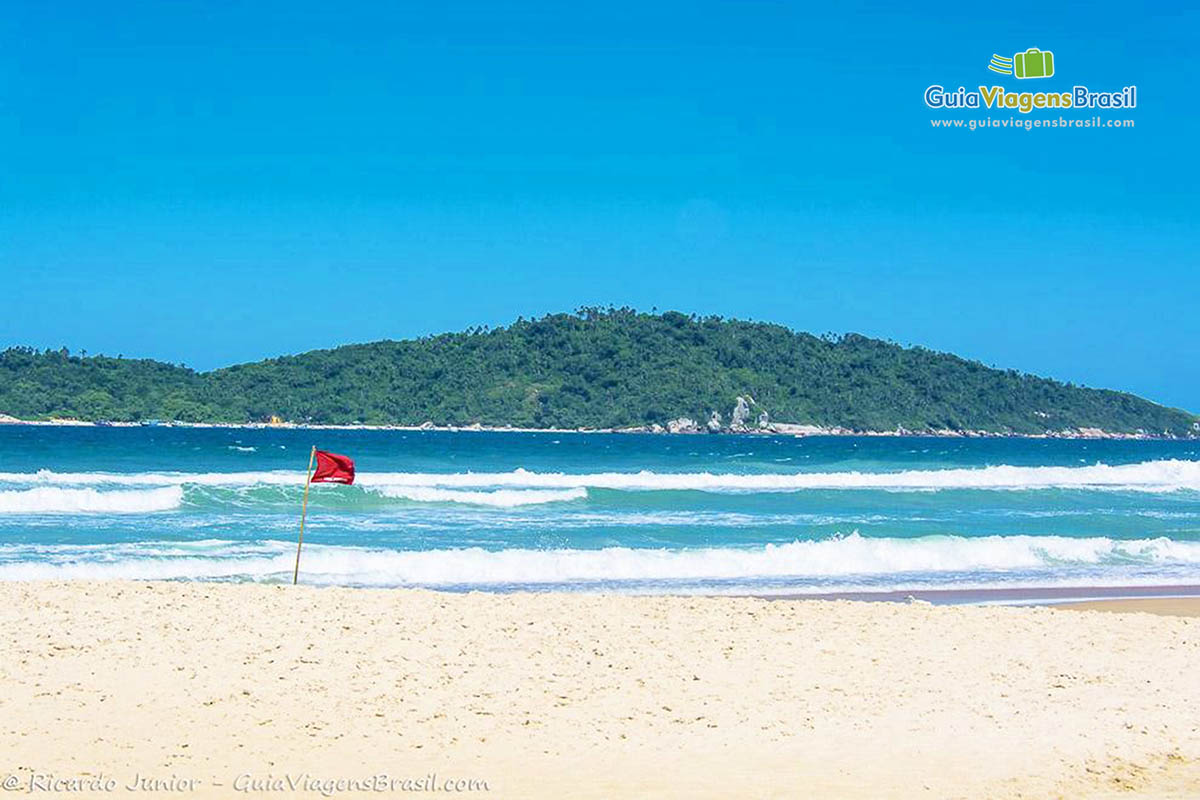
xmin=1 ymin=401 xmax=1193 ymax=440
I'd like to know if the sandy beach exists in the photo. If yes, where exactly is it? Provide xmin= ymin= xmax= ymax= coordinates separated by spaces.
xmin=0 ymin=583 xmax=1196 ymax=798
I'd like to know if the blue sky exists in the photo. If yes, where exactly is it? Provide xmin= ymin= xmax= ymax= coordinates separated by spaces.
xmin=2 ymin=1 xmax=1197 ymax=410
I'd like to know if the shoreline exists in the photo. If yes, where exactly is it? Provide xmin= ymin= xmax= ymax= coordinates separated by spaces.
xmin=755 ymin=582 xmax=1200 ymax=608
xmin=4 ymin=578 xmax=1200 ymax=610
xmin=1054 ymin=596 xmax=1200 ymax=616
xmin=2 ymin=580 xmax=1197 ymax=798
xmin=0 ymin=415 xmax=1189 ymax=440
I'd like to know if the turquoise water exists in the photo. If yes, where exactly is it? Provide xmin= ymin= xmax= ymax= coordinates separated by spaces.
xmin=2 ymin=426 xmax=1200 ymax=596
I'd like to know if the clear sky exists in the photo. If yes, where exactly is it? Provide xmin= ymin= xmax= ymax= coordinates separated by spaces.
xmin=3 ymin=1 xmax=1197 ymax=410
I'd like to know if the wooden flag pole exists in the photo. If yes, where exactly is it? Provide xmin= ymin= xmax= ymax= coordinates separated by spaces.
xmin=293 ymin=445 xmax=316 ymax=585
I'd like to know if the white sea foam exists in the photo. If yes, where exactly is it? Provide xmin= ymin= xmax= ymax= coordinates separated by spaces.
xmin=376 ymin=486 xmax=587 ymax=507
xmin=0 ymin=486 xmax=183 ymax=514
xmin=2 ymin=533 xmax=1198 ymax=585
xmin=0 ymin=469 xmax=301 ymax=487
xmin=353 ymin=460 xmax=1200 ymax=493
xmin=2 ymin=459 xmax=1200 ymax=493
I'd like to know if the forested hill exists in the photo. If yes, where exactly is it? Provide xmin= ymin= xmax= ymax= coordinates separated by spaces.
xmin=1 ymin=310 xmax=1196 ymax=435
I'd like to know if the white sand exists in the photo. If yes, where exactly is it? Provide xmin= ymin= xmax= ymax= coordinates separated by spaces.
xmin=0 ymin=582 xmax=1197 ymax=798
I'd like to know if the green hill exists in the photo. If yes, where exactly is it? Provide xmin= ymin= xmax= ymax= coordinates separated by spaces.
xmin=1 ymin=309 xmax=1196 ymax=435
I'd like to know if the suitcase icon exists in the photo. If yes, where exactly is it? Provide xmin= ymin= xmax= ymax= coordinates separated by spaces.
xmin=1013 ymin=48 xmax=1054 ymax=79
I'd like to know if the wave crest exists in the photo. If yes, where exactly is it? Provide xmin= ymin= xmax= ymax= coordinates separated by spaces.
xmin=2 ymin=533 xmax=1198 ymax=585
xmin=0 ymin=486 xmax=183 ymax=514
xmin=1 ymin=459 xmax=1199 ymax=493
xmin=376 ymin=486 xmax=587 ymax=507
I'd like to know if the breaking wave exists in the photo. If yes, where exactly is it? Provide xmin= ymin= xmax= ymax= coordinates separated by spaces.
xmin=376 ymin=486 xmax=588 ymax=507
xmin=0 ymin=486 xmax=183 ymax=514
xmin=2 ymin=459 xmax=1200 ymax=494
xmin=2 ymin=533 xmax=1199 ymax=587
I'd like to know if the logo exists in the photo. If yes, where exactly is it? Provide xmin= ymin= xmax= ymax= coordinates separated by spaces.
xmin=989 ymin=48 xmax=1055 ymax=79
xmin=988 ymin=54 xmax=1014 ymax=75
xmin=924 ymin=46 xmax=1136 ymax=115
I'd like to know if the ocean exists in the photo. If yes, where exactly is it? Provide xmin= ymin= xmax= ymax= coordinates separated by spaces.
xmin=2 ymin=426 xmax=1199 ymax=600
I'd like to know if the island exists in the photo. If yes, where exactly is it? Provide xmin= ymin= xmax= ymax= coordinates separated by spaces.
xmin=1 ymin=309 xmax=1196 ymax=437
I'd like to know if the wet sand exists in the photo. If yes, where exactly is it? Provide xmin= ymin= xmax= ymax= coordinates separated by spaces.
xmin=1054 ymin=596 xmax=1200 ymax=617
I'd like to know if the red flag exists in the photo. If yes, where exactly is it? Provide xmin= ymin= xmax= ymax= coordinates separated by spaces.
xmin=311 ymin=450 xmax=355 ymax=484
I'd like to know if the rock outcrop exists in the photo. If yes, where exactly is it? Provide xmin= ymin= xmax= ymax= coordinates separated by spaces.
xmin=766 ymin=422 xmax=834 ymax=436
xmin=729 ymin=396 xmax=752 ymax=432
xmin=666 ymin=417 xmax=701 ymax=434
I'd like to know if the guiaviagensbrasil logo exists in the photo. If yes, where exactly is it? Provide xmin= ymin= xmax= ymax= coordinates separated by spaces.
xmin=925 ymin=47 xmax=1136 ymax=116
xmin=988 ymin=48 xmax=1054 ymax=79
